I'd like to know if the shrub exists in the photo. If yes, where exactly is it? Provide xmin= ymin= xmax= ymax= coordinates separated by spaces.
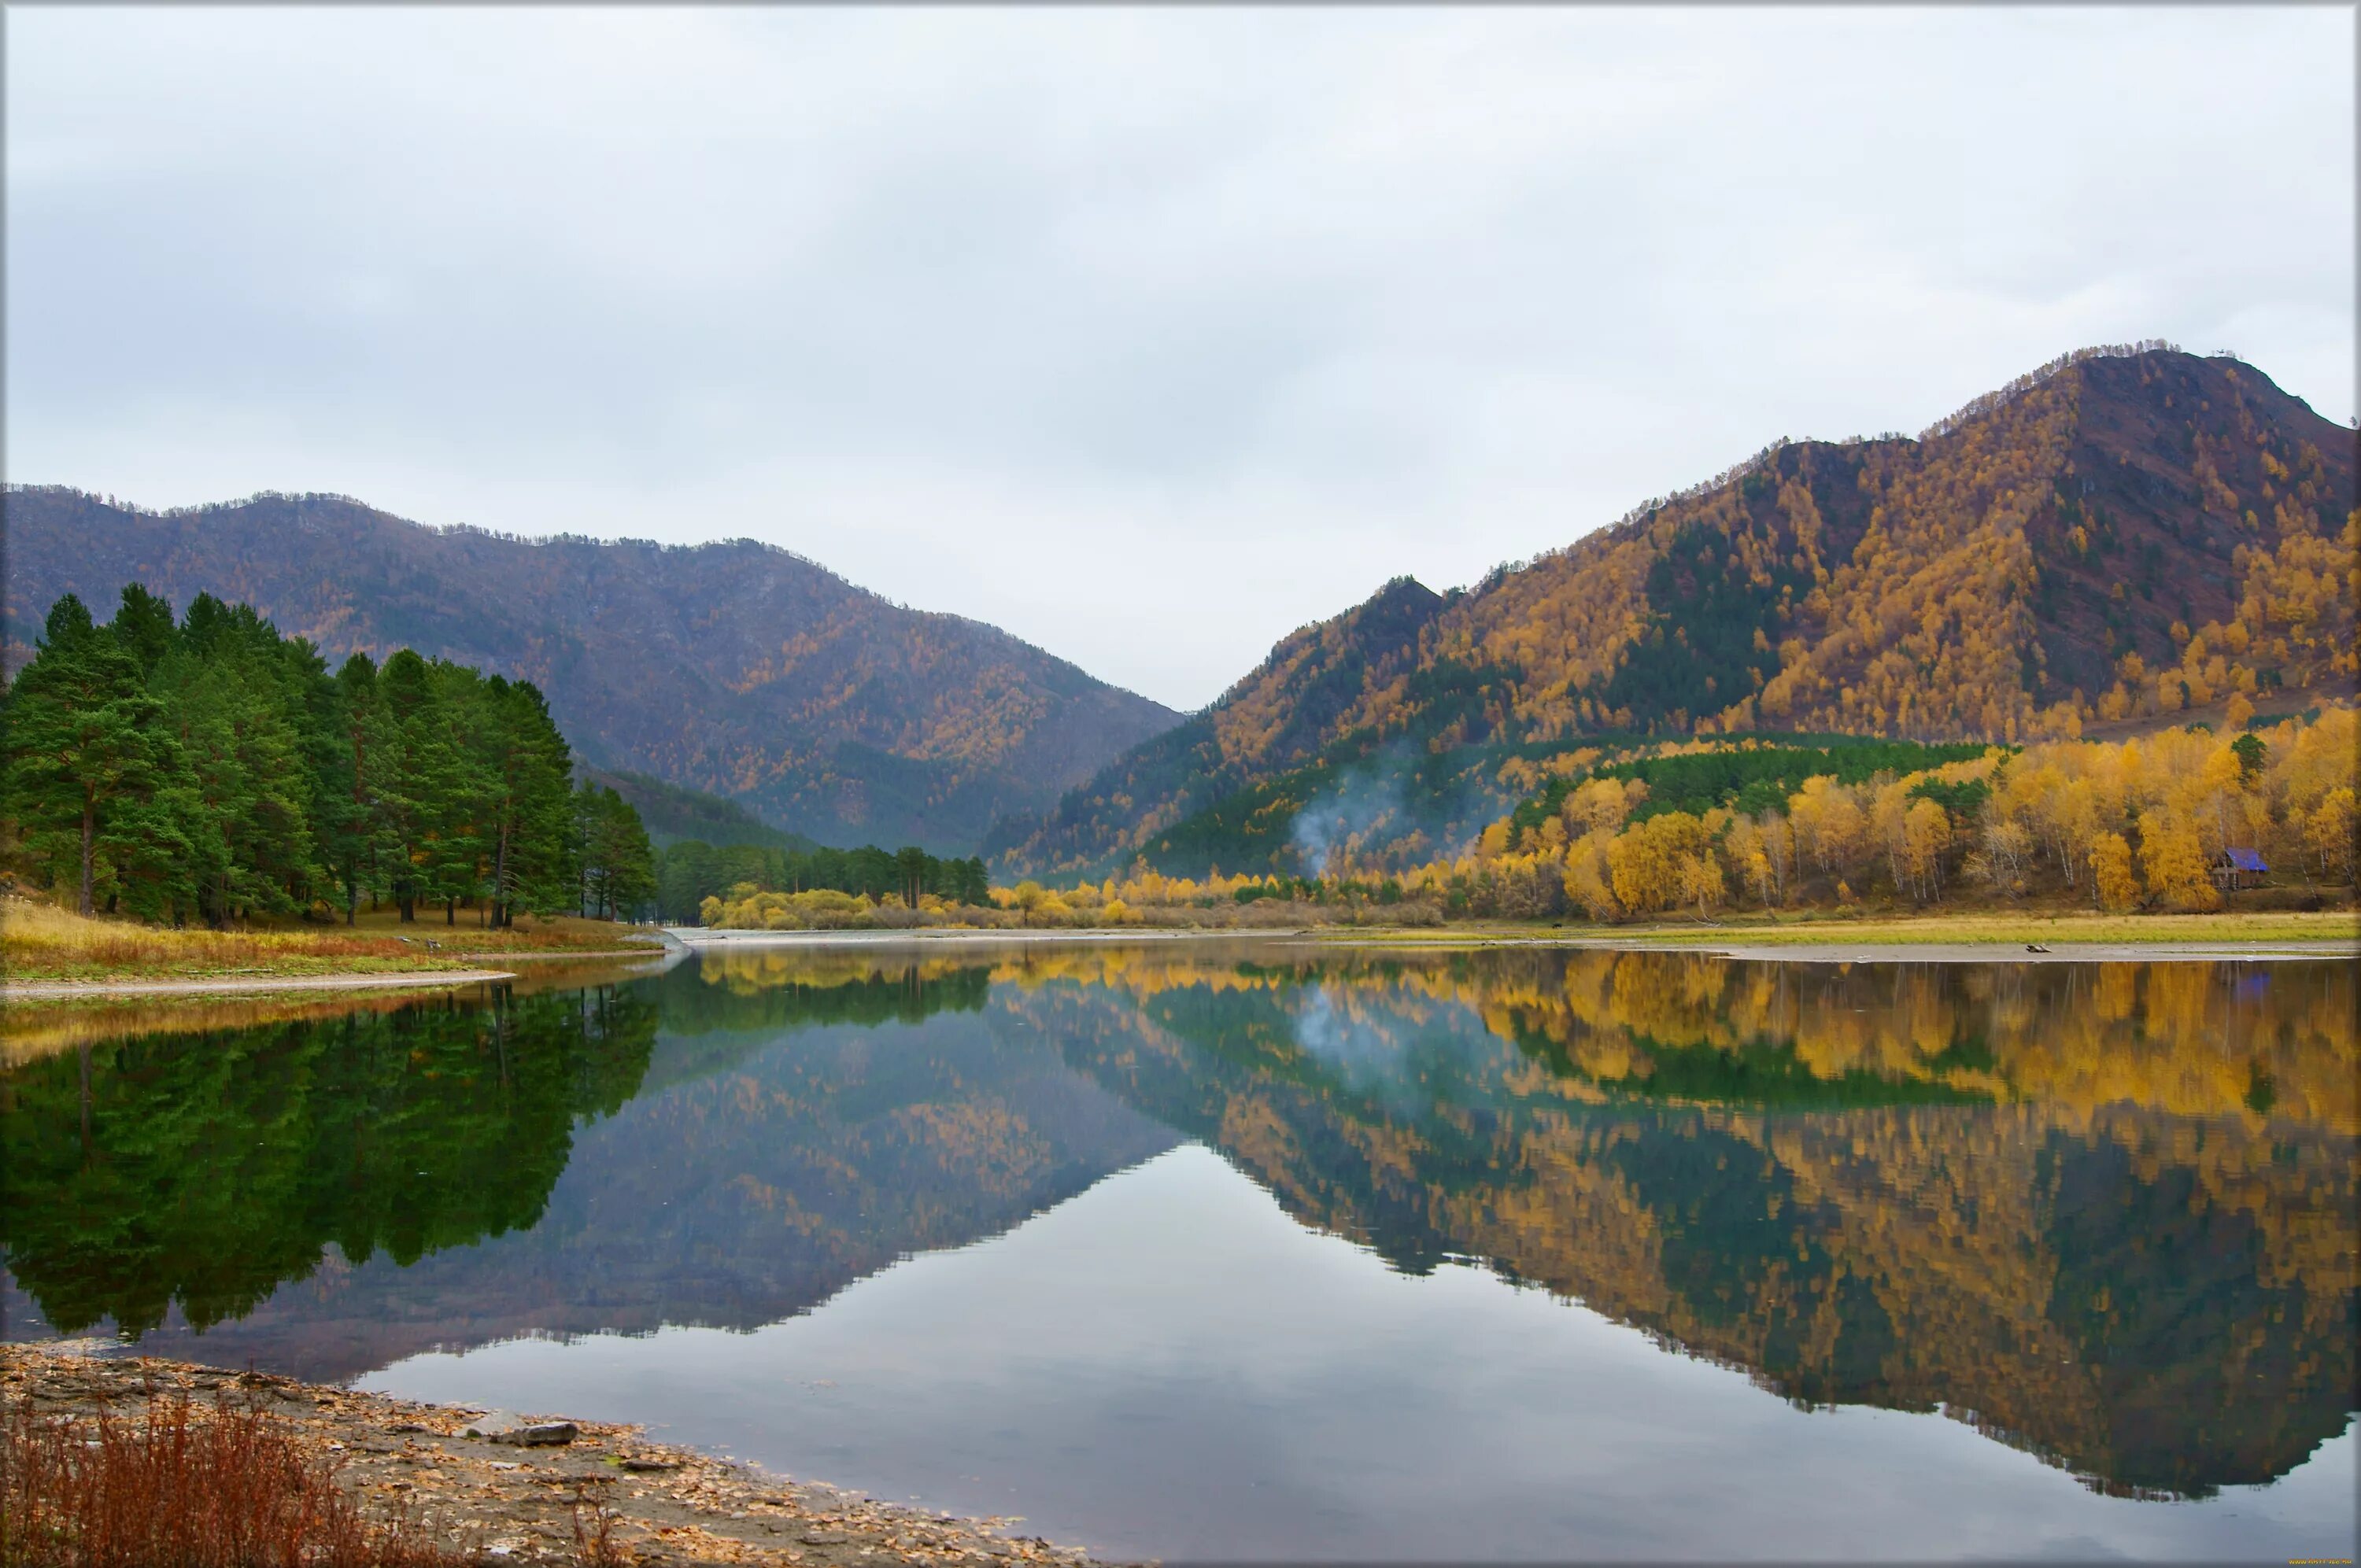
xmin=1 ymin=1384 xmax=465 ymax=1566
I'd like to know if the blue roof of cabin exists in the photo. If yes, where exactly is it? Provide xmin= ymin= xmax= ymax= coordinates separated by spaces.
xmin=2222 ymin=847 xmax=2268 ymax=872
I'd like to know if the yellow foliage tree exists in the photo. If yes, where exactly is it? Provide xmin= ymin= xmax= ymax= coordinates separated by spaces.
xmin=1607 ymin=813 xmax=1711 ymax=914
xmin=2137 ymin=810 xmax=2219 ymax=912
xmin=2307 ymin=788 xmax=2356 ymax=884
xmin=2089 ymin=832 xmax=2138 ymax=911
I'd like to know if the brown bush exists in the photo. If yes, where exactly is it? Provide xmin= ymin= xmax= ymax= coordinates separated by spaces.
xmin=0 ymin=1385 xmax=466 ymax=1567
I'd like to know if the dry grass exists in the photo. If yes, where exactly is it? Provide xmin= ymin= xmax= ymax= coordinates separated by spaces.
xmin=334 ymin=906 xmax=660 ymax=955
xmin=567 ymin=1485 xmax=628 ymax=1568
xmin=1605 ymin=908 xmax=2361 ymax=946
xmin=0 ymin=1385 xmax=467 ymax=1568
xmin=0 ymin=897 xmax=658 ymax=983
xmin=0 ymin=899 xmax=430 ymax=983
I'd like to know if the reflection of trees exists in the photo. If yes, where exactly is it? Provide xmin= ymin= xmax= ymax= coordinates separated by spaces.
xmin=977 ymin=945 xmax=2357 ymax=1131
xmin=661 ymin=951 xmax=992 ymax=1032
xmin=1483 ymin=952 xmax=2359 ymax=1131
xmin=977 ymin=949 xmax=2355 ymax=1497
xmin=0 ymin=986 xmax=656 ymax=1337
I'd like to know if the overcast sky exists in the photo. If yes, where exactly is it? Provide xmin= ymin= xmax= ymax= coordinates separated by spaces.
xmin=8 ymin=7 xmax=2354 ymax=711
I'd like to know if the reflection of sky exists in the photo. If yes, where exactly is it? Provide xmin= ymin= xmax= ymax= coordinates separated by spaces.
xmin=364 ymin=1146 xmax=2357 ymax=1563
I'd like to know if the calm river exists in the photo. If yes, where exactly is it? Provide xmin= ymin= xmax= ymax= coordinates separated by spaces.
xmin=4 ymin=943 xmax=2355 ymax=1561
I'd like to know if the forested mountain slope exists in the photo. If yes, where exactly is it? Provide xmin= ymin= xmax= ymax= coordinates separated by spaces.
xmin=2 ymin=491 xmax=1177 ymax=851
xmin=576 ymin=766 xmax=820 ymax=852
xmin=993 ymin=346 xmax=2357 ymax=877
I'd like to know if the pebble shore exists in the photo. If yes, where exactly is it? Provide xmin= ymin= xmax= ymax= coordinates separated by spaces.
xmin=4 ymin=1342 xmax=1118 ymax=1567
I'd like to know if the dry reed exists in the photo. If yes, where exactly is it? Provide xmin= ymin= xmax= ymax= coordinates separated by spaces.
xmin=0 ymin=1384 xmax=468 ymax=1567
xmin=1 ymin=900 xmax=417 ymax=978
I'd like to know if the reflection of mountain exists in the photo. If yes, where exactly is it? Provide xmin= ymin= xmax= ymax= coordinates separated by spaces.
xmin=992 ymin=951 xmax=2356 ymax=1497
xmin=11 ymin=962 xmax=1173 ymax=1382
xmin=5 ymin=946 xmax=2350 ymax=1501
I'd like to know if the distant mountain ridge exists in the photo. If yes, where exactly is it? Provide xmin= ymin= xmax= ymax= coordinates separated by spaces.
xmin=990 ymin=346 xmax=2357 ymax=876
xmin=576 ymin=766 xmax=821 ymax=852
xmin=2 ymin=490 xmax=1178 ymax=852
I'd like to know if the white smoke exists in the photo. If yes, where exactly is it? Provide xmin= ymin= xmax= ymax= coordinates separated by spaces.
xmin=1289 ymin=760 xmax=1406 ymax=876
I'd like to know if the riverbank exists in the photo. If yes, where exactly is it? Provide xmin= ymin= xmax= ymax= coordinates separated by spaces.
xmin=0 ymin=895 xmax=668 ymax=991
xmin=8 ymin=905 xmax=2352 ymax=1001
xmin=676 ymin=908 xmax=2359 ymax=957
xmin=0 ymin=967 xmax=522 ymax=1001
xmin=3 ymin=1342 xmax=1110 ymax=1567
xmin=1311 ymin=909 xmax=2361 ymax=961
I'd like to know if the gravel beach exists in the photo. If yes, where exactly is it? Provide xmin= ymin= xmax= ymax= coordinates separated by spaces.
xmin=3 ymin=1342 xmax=1118 ymax=1567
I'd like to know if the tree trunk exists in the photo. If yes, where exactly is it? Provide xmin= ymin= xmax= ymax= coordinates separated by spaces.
xmin=445 ymin=897 xmax=456 ymax=926
xmin=78 ymin=794 xmax=96 ymax=917
xmin=492 ymin=819 xmax=510 ymax=929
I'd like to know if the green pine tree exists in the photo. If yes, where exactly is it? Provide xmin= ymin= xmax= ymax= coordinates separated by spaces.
xmin=3 ymin=596 xmax=178 ymax=915
xmin=478 ymin=677 xmax=578 ymax=924
xmin=576 ymin=782 xmax=656 ymax=919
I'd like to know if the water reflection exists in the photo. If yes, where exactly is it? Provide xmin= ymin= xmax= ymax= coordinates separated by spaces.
xmin=2 ymin=985 xmax=656 ymax=1337
xmin=1036 ymin=950 xmax=2357 ymax=1497
xmin=2 ymin=944 xmax=2352 ymax=1522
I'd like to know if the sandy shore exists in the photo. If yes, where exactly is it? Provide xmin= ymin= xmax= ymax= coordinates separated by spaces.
xmin=4 ymin=1342 xmax=1114 ymax=1567
xmin=672 ymin=924 xmax=2359 ymax=965
xmin=0 ymin=968 xmax=521 ymax=1002
xmin=453 ymin=946 xmax=671 ymax=961
xmin=0 ymin=944 xmax=674 ymax=1003
xmin=673 ymin=926 xmax=1252 ymax=947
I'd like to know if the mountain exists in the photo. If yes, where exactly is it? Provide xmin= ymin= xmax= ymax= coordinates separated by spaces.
xmin=1 ymin=490 xmax=1178 ymax=851
xmin=991 ymin=346 xmax=2358 ymax=876
xmin=577 ymin=765 xmax=820 ymax=851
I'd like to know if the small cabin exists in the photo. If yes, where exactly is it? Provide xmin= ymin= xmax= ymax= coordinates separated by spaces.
xmin=2211 ymin=847 xmax=2268 ymax=891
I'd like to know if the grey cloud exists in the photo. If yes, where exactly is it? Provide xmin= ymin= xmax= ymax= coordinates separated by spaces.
xmin=7 ymin=7 xmax=2352 ymax=709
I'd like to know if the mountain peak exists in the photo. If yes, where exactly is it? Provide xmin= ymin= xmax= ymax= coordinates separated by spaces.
xmin=996 ymin=345 xmax=2356 ymax=876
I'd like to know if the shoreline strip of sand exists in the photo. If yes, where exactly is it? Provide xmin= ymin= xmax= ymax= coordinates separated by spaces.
xmin=0 ymin=968 xmax=520 ymax=1002
xmin=671 ymin=924 xmax=2359 ymax=964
